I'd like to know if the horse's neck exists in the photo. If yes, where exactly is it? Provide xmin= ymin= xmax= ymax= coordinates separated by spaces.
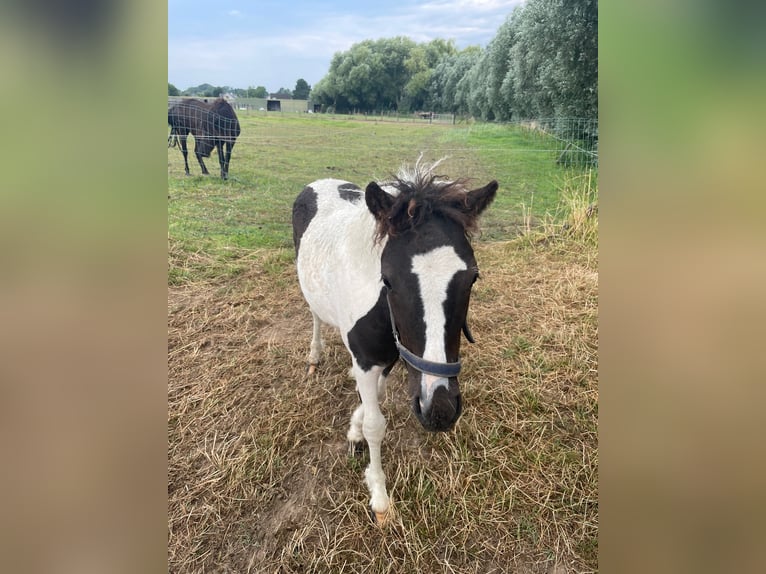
xmin=339 ymin=207 xmax=385 ymax=273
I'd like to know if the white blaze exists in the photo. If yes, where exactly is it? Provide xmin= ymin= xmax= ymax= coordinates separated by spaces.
xmin=411 ymin=246 xmax=467 ymax=411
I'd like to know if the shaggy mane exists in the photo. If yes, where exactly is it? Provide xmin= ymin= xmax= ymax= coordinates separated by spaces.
xmin=374 ymin=158 xmax=479 ymax=241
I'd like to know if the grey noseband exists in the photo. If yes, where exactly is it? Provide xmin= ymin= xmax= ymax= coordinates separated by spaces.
xmin=386 ymin=292 xmax=463 ymax=378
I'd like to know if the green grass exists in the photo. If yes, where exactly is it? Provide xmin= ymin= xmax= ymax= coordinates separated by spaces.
xmin=168 ymin=114 xmax=595 ymax=281
xmin=438 ymin=122 xmax=596 ymax=240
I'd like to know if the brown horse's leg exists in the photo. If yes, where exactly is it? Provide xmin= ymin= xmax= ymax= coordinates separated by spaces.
xmin=179 ymin=134 xmax=191 ymax=176
xmin=194 ymin=138 xmax=209 ymax=175
xmin=216 ymin=141 xmax=226 ymax=180
xmin=223 ymin=142 xmax=234 ymax=180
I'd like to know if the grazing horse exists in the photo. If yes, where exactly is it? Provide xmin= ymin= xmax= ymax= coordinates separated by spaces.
xmin=292 ymin=158 xmax=498 ymax=524
xmin=167 ymin=98 xmax=241 ymax=179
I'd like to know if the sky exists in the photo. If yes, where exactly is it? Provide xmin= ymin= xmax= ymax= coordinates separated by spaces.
xmin=168 ymin=0 xmax=525 ymax=93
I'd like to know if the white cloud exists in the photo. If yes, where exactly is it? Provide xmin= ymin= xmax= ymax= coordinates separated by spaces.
xmin=169 ymin=1 xmax=523 ymax=89
xmin=419 ymin=0 xmax=523 ymax=13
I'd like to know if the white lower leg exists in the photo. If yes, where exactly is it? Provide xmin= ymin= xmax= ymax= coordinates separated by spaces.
xmin=354 ymin=365 xmax=390 ymax=519
xmin=364 ymin=417 xmax=389 ymax=518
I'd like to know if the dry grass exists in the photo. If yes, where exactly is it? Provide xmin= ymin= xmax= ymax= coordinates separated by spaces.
xmin=168 ymin=231 xmax=598 ymax=573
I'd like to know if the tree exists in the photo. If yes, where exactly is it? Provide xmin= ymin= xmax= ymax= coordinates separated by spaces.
xmin=274 ymin=87 xmax=293 ymax=99
xmin=484 ymin=15 xmax=518 ymax=121
xmin=293 ymin=78 xmax=311 ymax=100
xmin=203 ymin=86 xmax=225 ymax=97
xmin=312 ymin=37 xmax=416 ymax=112
xmin=247 ymin=86 xmax=268 ymax=98
xmin=402 ymin=39 xmax=457 ymax=111
xmin=168 ymin=83 xmax=180 ymax=96
xmin=506 ymin=0 xmax=598 ymax=121
xmin=429 ymin=46 xmax=481 ymax=114
xmin=310 ymin=1 xmax=597 ymax=120
xmin=183 ymin=83 xmax=214 ymax=96
xmin=462 ymin=52 xmax=493 ymax=120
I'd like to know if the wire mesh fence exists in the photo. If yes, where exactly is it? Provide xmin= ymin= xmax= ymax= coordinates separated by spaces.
xmin=167 ymin=99 xmax=598 ymax=179
xmin=518 ymin=117 xmax=598 ymax=167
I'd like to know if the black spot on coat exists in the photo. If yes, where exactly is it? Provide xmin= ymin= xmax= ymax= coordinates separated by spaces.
xmin=347 ymin=287 xmax=399 ymax=372
xmin=338 ymin=182 xmax=363 ymax=203
xmin=292 ymin=185 xmax=318 ymax=255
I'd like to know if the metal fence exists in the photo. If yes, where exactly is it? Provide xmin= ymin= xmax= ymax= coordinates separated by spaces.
xmin=518 ymin=117 xmax=598 ymax=167
xmin=166 ymin=99 xmax=597 ymax=168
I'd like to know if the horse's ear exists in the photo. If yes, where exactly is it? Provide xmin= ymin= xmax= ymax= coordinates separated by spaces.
xmin=365 ymin=182 xmax=396 ymax=221
xmin=465 ymin=180 xmax=498 ymax=217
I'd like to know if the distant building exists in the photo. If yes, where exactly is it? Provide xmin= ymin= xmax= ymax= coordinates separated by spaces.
xmin=171 ymin=95 xmax=317 ymax=113
xmin=228 ymin=97 xmax=312 ymax=113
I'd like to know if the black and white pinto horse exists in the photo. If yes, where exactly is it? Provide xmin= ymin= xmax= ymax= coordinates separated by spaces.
xmin=167 ymin=97 xmax=241 ymax=180
xmin=292 ymin=158 xmax=498 ymax=524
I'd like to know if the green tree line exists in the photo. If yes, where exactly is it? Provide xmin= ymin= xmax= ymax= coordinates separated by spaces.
xmin=311 ymin=0 xmax=597 ymax=122
xmin=168 ymin=80 xmax=311 ymax=100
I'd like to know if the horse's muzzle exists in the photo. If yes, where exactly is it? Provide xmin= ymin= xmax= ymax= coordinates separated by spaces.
xmin=412 ymin=386 xmax=462 ymax=432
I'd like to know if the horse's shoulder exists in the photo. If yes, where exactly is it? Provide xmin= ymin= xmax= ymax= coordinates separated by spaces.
xmin=306 ymin=179 xmax=365 ymax=208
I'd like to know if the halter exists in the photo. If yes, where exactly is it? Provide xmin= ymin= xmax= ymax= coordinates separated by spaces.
xmin=386 ymin=292 xmax=463 ymax=378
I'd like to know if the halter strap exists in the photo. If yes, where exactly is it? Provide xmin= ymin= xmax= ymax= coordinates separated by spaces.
xmin=386 ymin=292 xmax=463 ymax=378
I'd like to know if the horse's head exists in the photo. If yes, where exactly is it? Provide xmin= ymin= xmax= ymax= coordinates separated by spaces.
xmin=366 ymin=166 xmax=497 ymax=432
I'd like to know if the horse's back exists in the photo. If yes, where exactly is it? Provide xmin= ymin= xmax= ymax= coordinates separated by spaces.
xmin=168 ymin=98 xmax=239 ymax=140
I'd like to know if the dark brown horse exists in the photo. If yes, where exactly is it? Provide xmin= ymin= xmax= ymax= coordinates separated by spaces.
xmin=168 ymin=98 xmax=241 ymax=180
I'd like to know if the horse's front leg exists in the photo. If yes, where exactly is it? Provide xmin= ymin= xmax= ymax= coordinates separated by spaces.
xmin=221 ymin=142 xmax=233 ymax=180
xmin=351 ymin=363 xmax=390 ymax=524
xmin=216 ymin=141 xmax=227 ymax=179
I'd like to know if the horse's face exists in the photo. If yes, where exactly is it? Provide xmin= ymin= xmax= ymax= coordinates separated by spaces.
xmin=380 ymin=225 xmax=477 ymax=431
xmin=367 ymin=178 xmax=498 ymax=432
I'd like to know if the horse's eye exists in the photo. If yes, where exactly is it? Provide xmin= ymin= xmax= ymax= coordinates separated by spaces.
xmin=382 ymin=276 xmax=392 ymax=290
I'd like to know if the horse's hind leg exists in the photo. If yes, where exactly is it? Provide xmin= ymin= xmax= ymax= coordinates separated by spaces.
xmin=194 ymin=138 xmax=210 ymax=175
xmin=347 ymin=404 xmax=365 ymax=452
xmin=196 ymin=153 xmax=209 ymax=175
xmin=307 ymin=312 xmax=325 ymax=375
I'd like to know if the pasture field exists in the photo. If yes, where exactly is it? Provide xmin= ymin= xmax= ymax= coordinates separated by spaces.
xmin=168 ymin=114 xmax=598 ymax=573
